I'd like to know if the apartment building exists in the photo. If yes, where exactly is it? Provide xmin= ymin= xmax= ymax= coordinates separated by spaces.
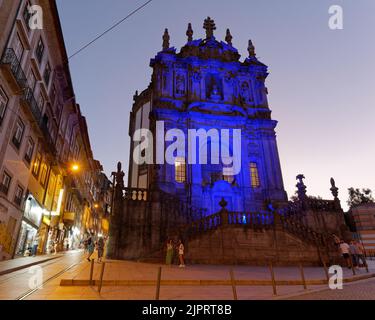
xmin=0 ymin=0 xmax=111 ymax=260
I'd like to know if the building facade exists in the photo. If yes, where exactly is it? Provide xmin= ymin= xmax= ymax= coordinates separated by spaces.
xmin=128 ymin=17 xmax=287 ymax=214
xmin=0 ymin=0 xmax=111 ymax=260
xmin=107 ymin=18 xmax=348 ymax=265
xmin=351 ymin=203 xmax=375 ymax=255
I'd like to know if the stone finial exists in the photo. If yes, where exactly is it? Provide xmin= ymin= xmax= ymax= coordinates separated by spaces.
xmin=247 ymin=39 xmax=256 ymax=57
xmin=162 ymin=28 xmax=170 ymax=50
xmin=186 ymin=23 xmax=193 ymax=42
xmin=219 ymin=197 xmax=228 ymax=209
xmin=225 ymin=28 xmax=232 ymax=45
xmin=296 ymin=174 xmax=307 ymax=200
xmin=330 ymin=177 xmax=339 ymax=199
xmin=203 ymin=17 xmax=216 ymax=39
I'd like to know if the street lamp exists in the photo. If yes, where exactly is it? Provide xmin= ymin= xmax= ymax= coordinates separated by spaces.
xmin=70 ymin=163 xmax=80 ymax=173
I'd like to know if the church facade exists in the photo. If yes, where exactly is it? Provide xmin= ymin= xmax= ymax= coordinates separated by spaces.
xmin=128 ymin=17 xmax=287 ymax=214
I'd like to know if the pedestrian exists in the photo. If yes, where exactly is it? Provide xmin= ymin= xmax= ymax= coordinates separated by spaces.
xmin=354 ymin=240 xmax=367 ymax=268
xmin=64 ymin=238 xmax=69 ymax=251
xmin=165 ymin=239 xmax=174 ymax=266
xmin=97 ymin=237 xmax=105 ymax=263
xmin=87 ymin=234 xmax=94 ymax=262
xmin=53 ymin=239 xmax=58 ymax=255
xmin=339 ymin=240 xmax=351 ymax=268
xmin=349 ymin=241 xmax=359 ymax=268
xmin=32 ymin=233 xmax=40 ymax=257
xmin=177 ymin=239 xmax=185 ymax=268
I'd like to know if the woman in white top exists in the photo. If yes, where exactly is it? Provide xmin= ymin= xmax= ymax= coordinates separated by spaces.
xmin=178 ymin=240 xmax=185 ymax=268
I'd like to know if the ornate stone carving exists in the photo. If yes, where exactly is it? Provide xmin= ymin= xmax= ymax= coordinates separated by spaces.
xmin=296 ymin=174 xmax=307 ymax=200
xmin=175 ymin=74 xmax=186 ymax=95
xmin=186 ymin=23 xmax=193 ymax=42
xmin=203 ymin=17 xmax=216 ymax=39
xmin=330 ymin=177 xmax=339 ymax=200
xmin=225 ymin=28 xmax=232 ymax=45
xmin=162 ymin=28 xmax=170 ymax=51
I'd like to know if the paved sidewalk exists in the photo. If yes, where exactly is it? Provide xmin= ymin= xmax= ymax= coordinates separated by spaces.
xmin=286 ymin=277 xmax=375 ymax=300
xmin=29 ymin=257 xmax=373 ymax=300
xmin=0 ymin=254 xmax=62 ymax=276
xmin=0 ymin=249 xmax=83 ymax=276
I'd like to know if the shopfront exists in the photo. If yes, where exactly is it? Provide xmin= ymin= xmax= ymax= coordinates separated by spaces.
xmin=15 ymin=194 xmax=43 ymax=256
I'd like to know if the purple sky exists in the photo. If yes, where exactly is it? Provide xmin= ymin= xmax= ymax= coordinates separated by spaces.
xmin=56 ymin=0 xmax=375 ymax=210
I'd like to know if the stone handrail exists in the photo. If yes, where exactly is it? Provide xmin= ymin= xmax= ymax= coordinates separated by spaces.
xmin=123 ymin=188 xmax=148 ymax=201
xmin=278 ymin=213 xmax=329 ymax=247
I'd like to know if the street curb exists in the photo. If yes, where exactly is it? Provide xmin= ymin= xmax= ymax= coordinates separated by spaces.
xmin=0 ymin=255 xmax=62 ymax=276
xmin=272 ymin=272 xmax=375 ymax=300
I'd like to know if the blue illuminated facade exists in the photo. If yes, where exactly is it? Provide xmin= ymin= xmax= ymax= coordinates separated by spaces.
xmin=128 ymin=17 xmax=287 ymax=214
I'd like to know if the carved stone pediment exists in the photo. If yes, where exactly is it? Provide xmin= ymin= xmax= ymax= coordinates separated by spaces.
xmin=187 ymin=102 xmax=246 ymax=116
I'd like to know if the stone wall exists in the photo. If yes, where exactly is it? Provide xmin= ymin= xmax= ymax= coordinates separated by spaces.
xmin=185 ymin=225 xmax=337 ymax=266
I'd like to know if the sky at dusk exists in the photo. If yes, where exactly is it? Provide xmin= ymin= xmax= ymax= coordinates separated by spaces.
xmin=56 ymin=0 xmax=375 ymax=210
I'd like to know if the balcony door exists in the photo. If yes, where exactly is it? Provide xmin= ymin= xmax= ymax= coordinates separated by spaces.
xmin=12 ymin=34 xmax=24 ymax=63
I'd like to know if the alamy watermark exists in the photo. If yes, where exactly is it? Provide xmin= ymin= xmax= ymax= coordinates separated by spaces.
xmin=328 ymin=5 xmax=343 ymax=30
xmin=133 ymin=121 xmax=242 ymax=175
xmin=28 ymin=265 xmax=43 ymax=290
xmin=27 ymin=5 xmax=43 ymax=30
xmin=328 ymin=265 xmax=343 ymax=290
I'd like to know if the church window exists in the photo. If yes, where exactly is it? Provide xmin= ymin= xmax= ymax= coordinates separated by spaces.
xmin=250 ymin=163 xmax=260 ymax=188
xmin=175 ymin=157 xmax=186 ymax=183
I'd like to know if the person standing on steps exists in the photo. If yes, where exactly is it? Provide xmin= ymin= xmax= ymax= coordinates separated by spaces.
xmin=178 ymin=239 xmax=185 ymax=268
xmin=166 ymin=239 xmax=174 ymax=266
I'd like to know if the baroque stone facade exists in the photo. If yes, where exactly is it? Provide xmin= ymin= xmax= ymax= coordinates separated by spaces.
xmin=107 ymin=18 xmax=349 ymax=265
xmin=128 ymin=17 xmax=287 ymax=214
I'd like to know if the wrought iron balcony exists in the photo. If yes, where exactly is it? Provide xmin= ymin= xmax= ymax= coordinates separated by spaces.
xmin=0 ymin=48 xmax=28 ymax=90
xmin=39 ymin=122 xmax=57 ymax=156
xmin=22 ymin=87 xmax=43 ymax=124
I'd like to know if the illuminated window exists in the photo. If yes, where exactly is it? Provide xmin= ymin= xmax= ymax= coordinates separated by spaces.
xmin=39 ymin=163 xmax=48 ymax=187
xmin=250 ymin=162 xmax=260 ymax=188
xmin=32 ymin=152 xmax=41 ymax=177
xmin=175 ymin=157 xmax=186 ymax=183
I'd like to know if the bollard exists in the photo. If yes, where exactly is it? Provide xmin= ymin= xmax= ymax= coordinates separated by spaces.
xmin=299 ymin=263 xmax=307 ymax=290
xmin=98 ymin=262 xmax=106 ymax=293
xmin=229 ymin=268 xmax=238 ymax=300
xmin=89 ymin=259 xmax=95 ymax=285
xmin=269 ymin=262 xmax=277 ymax=296
xmin=155 ymin=266 xmax=162 ymax=300
xmin=322 ymin=260 xmax=329 ymax=281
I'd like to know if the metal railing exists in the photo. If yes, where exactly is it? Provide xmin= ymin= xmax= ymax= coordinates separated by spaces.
xmin=22 ymin=87 xmax=43 ymax=124
xmin=1 ymin=48 xmax=28 ymax=89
